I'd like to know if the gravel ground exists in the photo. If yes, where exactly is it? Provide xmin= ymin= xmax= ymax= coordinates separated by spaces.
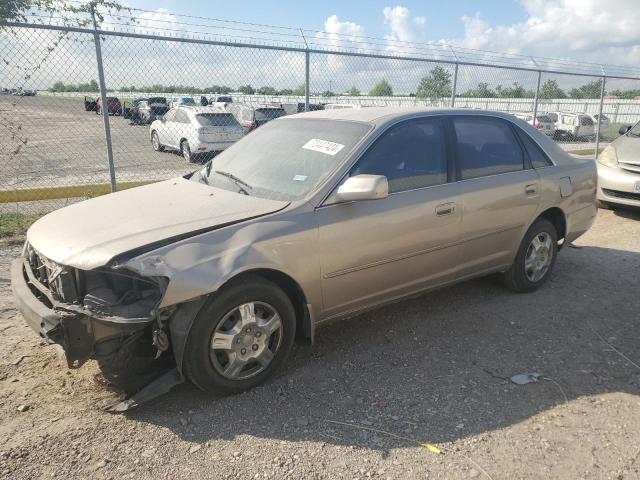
xmin=1 ymin=208 xmax=640 ymax=480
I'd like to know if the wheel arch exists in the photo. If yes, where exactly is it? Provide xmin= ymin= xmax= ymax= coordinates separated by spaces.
xmin=219 ymin=268 xmax=314 ymax=344
xmin=535 ymin=206 xmax=567 ymax=246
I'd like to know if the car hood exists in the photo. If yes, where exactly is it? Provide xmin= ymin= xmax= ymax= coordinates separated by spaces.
xmin=613 ymin=135 xmax=640 ymax=162
xmin=27 ymin=178 xmax=289 ymax=270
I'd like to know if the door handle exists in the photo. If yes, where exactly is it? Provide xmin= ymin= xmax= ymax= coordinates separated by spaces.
xmin=435 ymin=202 xmax=456 ymax=216
xmin=525 ymin=184 xmax=538 ymax=196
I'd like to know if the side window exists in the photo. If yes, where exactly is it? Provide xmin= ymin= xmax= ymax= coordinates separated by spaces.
xmin=175 ymin=109 xmax=190 ymax=124
xmin=452 ymin=117 xmax=524 ymax=180
xmin=351 ymin=119 xmax=448 ymax=193
xmin=515 ymin=128 xmax=554 ymax=168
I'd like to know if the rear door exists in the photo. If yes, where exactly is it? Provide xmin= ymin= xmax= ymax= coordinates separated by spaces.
xmin=450 ymin=115 xmax=541 ymax=279
xmin=155 ymin=108 xmax=175 ymax=145
xmin=316 ymin=117 xmax=462 ymax=318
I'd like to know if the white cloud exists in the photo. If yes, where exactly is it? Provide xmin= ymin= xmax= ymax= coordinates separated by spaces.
xmin=383 ymin=6 xmax=426 ymax=44
xmin=452 ymin=0 xmax=640 ymax=70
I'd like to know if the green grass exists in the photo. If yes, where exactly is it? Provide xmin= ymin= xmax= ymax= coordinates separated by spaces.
xmin=0 ymin=212 xmax=42 ymax=244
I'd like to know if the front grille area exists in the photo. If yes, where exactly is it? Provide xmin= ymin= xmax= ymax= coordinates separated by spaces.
xmin=601 ymin=188 xmax=640 ymax=201
xmin=25 ymin=244 xmax=79 ymax=303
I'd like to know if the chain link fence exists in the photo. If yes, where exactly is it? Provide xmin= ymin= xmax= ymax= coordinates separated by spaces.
xmin=2 ymin=12 xmax=640 ymax=219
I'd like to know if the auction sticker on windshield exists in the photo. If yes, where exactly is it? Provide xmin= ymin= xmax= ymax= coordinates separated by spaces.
xmin=302 ymin=138 xmax=345 ymax=156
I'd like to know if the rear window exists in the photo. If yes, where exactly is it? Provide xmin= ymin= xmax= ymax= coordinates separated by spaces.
xmin=536 ymin=115 xmax=552 ymax=122
xmin=580 ymin=116 xmax=594 ymax=126
xmin=255 ymin=108 xmax=286 ymax=121
xmin=196 ymin=113 xmax=240 ymax=127
xmin=147 ymin=97 xmax=167 ymax=104
xmin=215 ymin=96 xmax=233 ymax=103
xmin=177 ymin=97 xmax=195 ymax=105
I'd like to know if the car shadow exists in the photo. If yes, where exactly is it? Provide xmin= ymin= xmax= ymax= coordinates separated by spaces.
xmin=125 ymin=245 xmax=640 ymax=454
xmin=612 ymin=206 xmax=640 ymax=220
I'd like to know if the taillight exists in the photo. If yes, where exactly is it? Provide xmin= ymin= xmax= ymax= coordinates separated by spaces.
xmin=246 ymin=122 xmax=255 ymax=130
xmin=534 ymin=121 xmax=542 ymax=129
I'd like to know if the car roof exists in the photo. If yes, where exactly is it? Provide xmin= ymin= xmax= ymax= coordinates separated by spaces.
xmin=292 ymin=106 xmax=538 ymax=127
xmin=179 ymin=106 xmax=232 ymax=114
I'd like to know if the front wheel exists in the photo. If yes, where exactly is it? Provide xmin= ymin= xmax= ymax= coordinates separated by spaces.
xmin=151 ymin=131 xmax=164 ymax=151
xmin=501 ymin=218 xmax=558 ymax=292
xmin=182 ymin=275 xmax=296 ymax=394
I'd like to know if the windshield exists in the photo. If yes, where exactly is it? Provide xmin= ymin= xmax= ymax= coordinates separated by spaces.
xmin=628 ymin=122 xmax=640 ymax=136
xmin=255 ymin=108 xmax=286 ymax=121
xmin=192 ymin=118 xmax=371 ymax=201
xmin=196 ymin=113 xmax=240 ymax=127
xmin=178 ymin=97 xmax=195 ymax=105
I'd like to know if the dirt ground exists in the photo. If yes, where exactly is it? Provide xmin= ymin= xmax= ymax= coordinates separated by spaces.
xmin=1 ymin=208 xmax=639 ymax=480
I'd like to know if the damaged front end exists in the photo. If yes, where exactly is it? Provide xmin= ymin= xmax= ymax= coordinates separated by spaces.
xmin=12 ymin=243 xmax=181 ymax=410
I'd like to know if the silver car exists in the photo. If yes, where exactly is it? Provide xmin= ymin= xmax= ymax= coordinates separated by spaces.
xmin=597 ymin=122 xmax=640 ymax=208
xmin=11 ymin=108 xmax=597 ymax=409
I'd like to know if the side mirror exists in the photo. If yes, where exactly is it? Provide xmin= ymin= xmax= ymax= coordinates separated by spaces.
xmin=335 ymin=174 xmax=388 ymax=202
xmin=619 ymin=125 xmax=631 ymax=135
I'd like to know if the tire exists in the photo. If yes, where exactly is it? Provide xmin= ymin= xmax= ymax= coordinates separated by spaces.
xmin=181 ymin=140 xmax=194 ymax=162
xmin=151 ymin=131 xmax=164 ymax=152
xmin=182 ymin=275 xmax=296 ymax=394
xmin=501 ymin=218 xmax=558 ymax=293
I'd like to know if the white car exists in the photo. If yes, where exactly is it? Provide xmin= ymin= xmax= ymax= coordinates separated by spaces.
xmin=323 ymin=103 xmax=359 ymax=110
xmin=547 ymin=112 xmax=595 ymax=139
xmin=150 ymin=106 xmax=245 ymax=162
xmin=513 ymin=113 xmax=556 ymax=137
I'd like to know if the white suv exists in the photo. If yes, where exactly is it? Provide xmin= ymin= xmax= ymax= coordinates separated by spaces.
xmin=150 ymin=106 xmax=245 ymax=162
xmin=547 ymin=112 xmax=595 ymax=140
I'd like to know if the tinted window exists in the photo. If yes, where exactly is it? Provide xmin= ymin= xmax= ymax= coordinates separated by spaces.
xmin=580 ymin=116 xmax=594 ymax=126
xmin=547 ymin=113 xmax=558 ymax=122
xmin=196 ymin=113 xmax=240 ymax=127
xmin=163 ymin=109 xmax=176 ymax=121
xmin=537 ymin=115 xmax=552 ymax=122
xmin=515 ymin=129 xmax=554 ymax=168
xmin=352 ymin=119 xmax=448 ymax=193
xmin=147 ymin=97 xmax=166 ymax=104
xmin=174 ymin=109 xmax=190 ymax=124
xmin=453 ymin=117 xmax=524 ymax=180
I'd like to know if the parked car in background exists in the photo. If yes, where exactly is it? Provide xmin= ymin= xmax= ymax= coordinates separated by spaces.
xmin=11 ymin=108 xmax=597 ymax=408
xmin=596 ymin=122 xmax=640 ymax=209
xmin=513 ymin=113 xmax=556 ymax=137
xmin=210 ymin=95 xmax=233 ymax=105
xmin=324 ymin=103 xmax=359 ymax=110
xmin=590 ymin=113 xmax=611 ymax=134
xmin=226 ymin=103 xmax=286 ymax=132
xmin=171 ymin=96 xmax=196 ymax=108
xmin=84 ymin=96 xmax=98 ymax=112
xmin=150 ymin=106 xmax=244 ymax=162
xmin=137 ymin=97 xmax=169 ymax=124
xmin=96 ymin=97 xmax=123 ymax=116
xmin=547 ymin=112 xmax=594 ymax=139
xmin=123 ymin=97 xmax=147 ymax=121
xmin=271 ymin=102 xmax=324 ymax=114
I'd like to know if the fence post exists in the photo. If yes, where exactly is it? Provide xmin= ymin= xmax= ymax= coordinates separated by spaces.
xmin=594 ymin=76 xmax=607 ymax=159
xmin=533 ymin=70 xmax=542 ymax=121
xmin=304 ymin=50 xmax=310 ymax=111
xmin=451 ymin=63 xmax=458 ymax=108
xmin=90 ymin=4 xmax=117 ymax=192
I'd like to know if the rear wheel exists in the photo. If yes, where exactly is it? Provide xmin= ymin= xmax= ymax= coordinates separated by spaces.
xmin=151 ymin=131 xmax=164 ymax=152
xmin=183 ymin=276 xmax=296 ymax=394
xmin=181 ymin=140 xmax=194 ymax=162
xmin=501 ymin=218 xmax=558 ymax=292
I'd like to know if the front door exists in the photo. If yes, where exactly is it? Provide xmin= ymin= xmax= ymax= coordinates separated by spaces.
xmin=316 ymin=117 xmax=462 ymax=319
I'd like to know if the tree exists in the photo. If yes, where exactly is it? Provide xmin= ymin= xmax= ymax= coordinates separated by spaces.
xmin=292 ymin=84 xmax=306 ymax=96
xmin=369 ymin=80 xmax=393 ymax=97
xmin=256 ymin=86 xmax=277 ymax=95
xmin=278 ymin=88 xmax=293 ymax=96
xmin=539 ymin=79 xmax=566 ymax=99
xmin=415 ymin=66 xmax=452 ymax=99
xmin=321 ymin=90 xmax=335 ymax=97
xmin=346 ymin=85 xmax=361 ymax=96
xmin=609 ymin=88 xmax=640 ymax=99
xmin=237 ymin=85 xmax=255 ymax=95
xmin=569 ymin=79 xmax=603 ymax=99
xmin=461 ymin=82 xmax=494 ymax=98
xmin=494 ymin=82 xmax=533 ymax=98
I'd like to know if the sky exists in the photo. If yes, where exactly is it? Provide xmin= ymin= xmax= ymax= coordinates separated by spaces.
xmin=121 ymin=0 xmax=640 ymax=70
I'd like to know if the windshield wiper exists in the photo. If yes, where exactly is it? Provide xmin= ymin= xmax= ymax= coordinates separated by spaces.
xmin=214 ymin=170 xmax=252 ymax=195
